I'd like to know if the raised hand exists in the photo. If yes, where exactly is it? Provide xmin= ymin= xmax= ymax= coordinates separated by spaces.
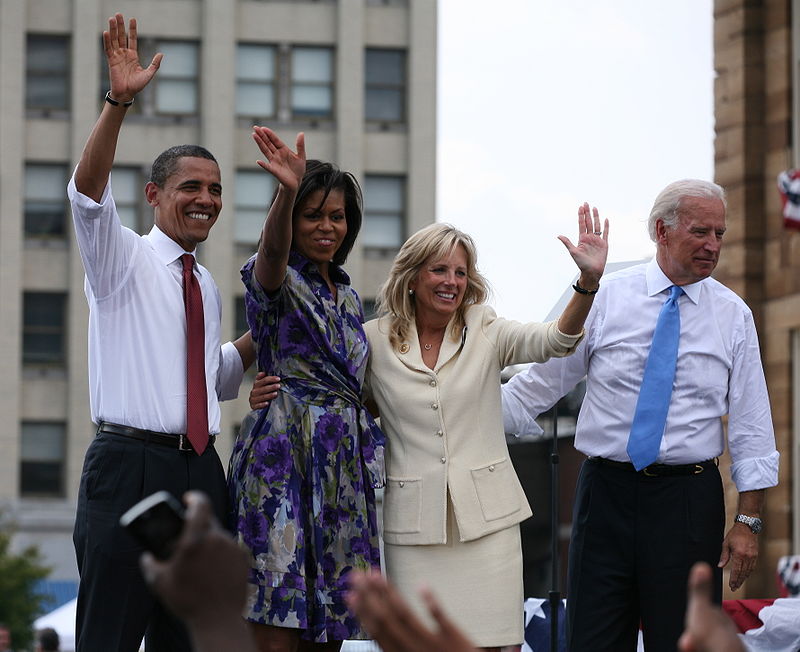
xmin=103 ymin=13 xmax=162 ymax=103
xmin=252 ymin=127 xmax=306 ymax=193
xmin=557 ymin=203 xmax=609 ymax=284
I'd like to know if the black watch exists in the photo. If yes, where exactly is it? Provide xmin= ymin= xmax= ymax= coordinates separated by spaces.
xmin=735 ymin=514 xmax=763 ymax=534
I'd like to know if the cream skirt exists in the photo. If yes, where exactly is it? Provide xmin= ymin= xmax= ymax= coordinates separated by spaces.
xmin=383 ymin=499 xmax=523 ymax=647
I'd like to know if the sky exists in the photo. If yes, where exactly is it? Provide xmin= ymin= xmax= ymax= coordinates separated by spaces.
xmin=436 ymin=0 xmax=714 ymax=322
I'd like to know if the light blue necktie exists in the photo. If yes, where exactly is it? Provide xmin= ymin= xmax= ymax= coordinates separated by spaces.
xmin=627 ymin=285 xmax=683 ymax=470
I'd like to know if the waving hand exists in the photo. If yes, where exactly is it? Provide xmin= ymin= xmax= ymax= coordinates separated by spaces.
xmin=103 ymin=13 xmax=163 ymax=102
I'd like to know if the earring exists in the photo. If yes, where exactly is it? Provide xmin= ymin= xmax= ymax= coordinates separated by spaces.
xmin=409 ymin=289 xmax=415 ymax=296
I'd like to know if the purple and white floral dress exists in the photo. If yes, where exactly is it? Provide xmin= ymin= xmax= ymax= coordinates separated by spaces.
xmin=228 ymin=251 xmax=384 ymax=642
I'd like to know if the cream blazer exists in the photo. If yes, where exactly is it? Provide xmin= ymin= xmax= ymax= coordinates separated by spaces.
xmin=364 ymin=304 xmax=583 ymax=545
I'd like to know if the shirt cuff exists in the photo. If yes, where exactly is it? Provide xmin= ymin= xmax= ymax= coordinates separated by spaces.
xmin=730 ymin=450 xmax=780 ymax=492
xmin=218 ymin=341 xmax=244 ymax=401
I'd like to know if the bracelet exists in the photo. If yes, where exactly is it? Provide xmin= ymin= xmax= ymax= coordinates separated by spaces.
xmin=105 ymin=90 xmax=134 ymax=107
xmin=572 ymin=280 xmax=599 ymax=295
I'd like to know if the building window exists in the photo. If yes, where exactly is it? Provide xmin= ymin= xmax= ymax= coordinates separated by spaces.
xmin=291 ymin=47 xmax=333 ymax=118
xmin=20 ymin=422 xmax=66 ymax=497
xmin=237 ymin=44 xmax=277 ymax=119
xmin=365 ymin=49 xmax=406 ymax=123
xmin=112 ymin=167 xmax=148 ymax=233
xmin=235 ymin=170 xmax=275 ymax=244
xmin=363 ymin=175 xmax=405 ymax=249
xmin=155 ymin=41 xmax=199 ymax=114
xmin=23 ymin=293 xmax=67 ymax=366
xmin=26 ymin=35 xmax=70 ymax=112
xmin=25 ymin=164 xmax=68 ymax=239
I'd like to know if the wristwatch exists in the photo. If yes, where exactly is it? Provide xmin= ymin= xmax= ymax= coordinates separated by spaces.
xmin=735 ymin=514 xmax=763 ymax=534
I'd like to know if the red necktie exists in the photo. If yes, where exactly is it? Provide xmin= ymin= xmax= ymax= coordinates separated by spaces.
xmin=181 ymin=254 xmax=209 ymax=455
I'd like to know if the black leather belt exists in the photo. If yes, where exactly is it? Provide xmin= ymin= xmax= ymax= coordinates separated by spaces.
xmin=589 ymin=456 xmax=717 ymax=477
xmin=96 ymin=421 xmax=215 ymax=452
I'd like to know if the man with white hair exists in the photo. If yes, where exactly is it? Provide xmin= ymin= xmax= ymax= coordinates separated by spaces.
xmin=502 ymin=179 xmax=779 ymax=652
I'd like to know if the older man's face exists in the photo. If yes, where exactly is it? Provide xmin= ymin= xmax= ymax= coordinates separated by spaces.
xmin=656 ymin=196 xmax=726 ymax=286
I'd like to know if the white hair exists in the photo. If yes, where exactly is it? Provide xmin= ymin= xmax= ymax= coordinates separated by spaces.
xmin=647 ymin=179 xmax=727 ymax=242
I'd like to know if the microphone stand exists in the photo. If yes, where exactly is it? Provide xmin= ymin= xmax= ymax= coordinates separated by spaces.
xmin=549 ymin=402 xmax=560 ymax=652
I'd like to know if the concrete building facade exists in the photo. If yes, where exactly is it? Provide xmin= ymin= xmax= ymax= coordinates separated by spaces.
xmin=0 ymin=0 xmax=437 ymax=587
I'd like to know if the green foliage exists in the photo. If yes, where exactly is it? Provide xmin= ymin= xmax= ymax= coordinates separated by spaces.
xmin=0 ymin=525 xmax=52 ymax=651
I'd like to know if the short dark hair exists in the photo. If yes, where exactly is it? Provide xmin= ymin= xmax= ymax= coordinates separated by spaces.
xmin=36 ymin=627 xmax=60 ymax=651
xmin=149 ymin=145 xmax=218 ymax=187
xmin=286 ymin=159 xmax=363 ymax=266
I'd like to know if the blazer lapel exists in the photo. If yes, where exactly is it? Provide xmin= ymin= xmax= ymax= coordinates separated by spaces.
xmin=392 ymin=319 xmax=466 ymax=373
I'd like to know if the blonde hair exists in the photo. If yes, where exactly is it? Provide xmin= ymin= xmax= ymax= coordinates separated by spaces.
xmin=376 ymin=223 xmax=490 ymax=350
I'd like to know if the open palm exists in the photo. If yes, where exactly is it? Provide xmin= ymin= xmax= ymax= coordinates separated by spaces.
xmin=103 ymin=14 xmax=162 ymax=100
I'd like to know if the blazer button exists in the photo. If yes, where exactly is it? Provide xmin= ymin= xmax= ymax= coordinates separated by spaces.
xmin=399 ymin=481 xmax=405 ymax=488
xmin=488 ymin=465 xmax=495 ymax=472
xmin=429 ymin=379 xmax=437 ymax=387
xmin=440 ymin=457 xmax=446 ymax=464
xmin=399 ymin=343 xmax=409 ymax=353
xmin=431 ymin=403 xmax=439 ymax=410
xmin=436 ymin=430 xmax=443 ymax=437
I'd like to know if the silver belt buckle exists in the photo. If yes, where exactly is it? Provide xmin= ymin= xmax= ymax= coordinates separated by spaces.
xmin=178 ymin=434 xmax=193 ymax=451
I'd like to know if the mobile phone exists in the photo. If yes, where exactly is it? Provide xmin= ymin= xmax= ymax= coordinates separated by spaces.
xmin=120 ymin=490 xmax=186 ymax=560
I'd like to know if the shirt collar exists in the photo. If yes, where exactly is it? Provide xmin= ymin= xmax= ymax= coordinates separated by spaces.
xmin=645 ymin=257 xmax=704 ymax=305
xmin=145 ymin=225 xmax=201 ymax=271
xmin=288 ymin=249 xmax=351 ymax=285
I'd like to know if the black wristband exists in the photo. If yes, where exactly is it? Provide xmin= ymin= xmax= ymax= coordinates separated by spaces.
xmin=105 ymin=91 xmax=134 ymax=107
xmin=572 ymin=280 xmax=599 ymax=295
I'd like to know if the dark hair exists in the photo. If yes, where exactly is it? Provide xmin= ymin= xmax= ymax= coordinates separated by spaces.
xmin=286 ymin=159 xmax=363 ymax=266
xmin=149 ymin=145 xmax=218 ymax=187
xmin=36 ymin=627 xmax=60 ymax=651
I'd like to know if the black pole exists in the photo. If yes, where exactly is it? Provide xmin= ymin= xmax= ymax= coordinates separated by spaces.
xmin=549 ymin=402 xmax=560 ymax=652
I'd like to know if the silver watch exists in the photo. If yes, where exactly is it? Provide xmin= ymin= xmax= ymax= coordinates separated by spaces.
xmin=735 ymin=514 xmax=763 ymax=534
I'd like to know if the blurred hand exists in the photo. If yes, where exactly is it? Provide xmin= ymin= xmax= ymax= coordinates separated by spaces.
xmin=347 ymin=569 xmax=478 ymax=652
xmin=678 ymin=562 xmax=745 ymax=652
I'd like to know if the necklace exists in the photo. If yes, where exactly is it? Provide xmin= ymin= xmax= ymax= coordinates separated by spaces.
xmin=424 ymin=343 xmax=432 ymax=350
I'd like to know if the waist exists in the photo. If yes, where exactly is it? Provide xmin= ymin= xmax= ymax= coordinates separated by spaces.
xmin=588 ymin=456 xmax=718 ymax=477
xmin=96 ymin=421 xmax=215 ymax=452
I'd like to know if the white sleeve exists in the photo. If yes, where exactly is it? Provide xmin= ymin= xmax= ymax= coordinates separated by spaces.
xmin=217 ymin=341 xmax=245 ymax=401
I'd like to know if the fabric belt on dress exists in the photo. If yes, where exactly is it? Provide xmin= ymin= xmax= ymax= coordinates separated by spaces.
xmin=96 ymin=421 xmax=215 ymax=452
xmin=588 ymin=456 xmax=718 ymax=477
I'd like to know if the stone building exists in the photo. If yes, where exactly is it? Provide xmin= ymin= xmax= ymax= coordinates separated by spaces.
xmin=713 ymin=0 xmax=797 ymax=596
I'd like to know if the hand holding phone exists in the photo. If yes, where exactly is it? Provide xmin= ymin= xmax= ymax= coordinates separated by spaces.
xmin=120 ymin=490 xmax=185 ymax=559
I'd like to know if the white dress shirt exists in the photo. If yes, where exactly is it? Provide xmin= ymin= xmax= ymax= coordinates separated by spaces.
xmin=502 ymin=258 xmax=779 ymax=492
xmin=69 ymin=172 xmax=243 ymax=435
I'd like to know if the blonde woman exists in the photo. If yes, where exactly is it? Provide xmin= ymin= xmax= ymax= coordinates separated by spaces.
xmin=362 ymin=214 xmax=607 ymax=650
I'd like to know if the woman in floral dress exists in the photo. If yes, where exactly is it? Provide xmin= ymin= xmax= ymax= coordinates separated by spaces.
xmin=228 ymin=127 xmax=384 ymax=652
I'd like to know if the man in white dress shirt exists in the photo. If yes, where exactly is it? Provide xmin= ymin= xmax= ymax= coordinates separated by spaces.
xmin=69 ymin=14 xmax=252 ymax=652
xmin=502 ymin=179 xmax=779 ymax=652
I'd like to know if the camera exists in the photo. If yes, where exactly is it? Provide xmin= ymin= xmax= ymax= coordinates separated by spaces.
xmin=120 ymin=490 xmax=186 ymax=559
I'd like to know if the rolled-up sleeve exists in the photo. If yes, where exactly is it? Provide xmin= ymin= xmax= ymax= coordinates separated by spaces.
xmin=727 ymin=311 xmax=779 ymax=491
xmin=217 ymin=341 xmax=244 ymax=401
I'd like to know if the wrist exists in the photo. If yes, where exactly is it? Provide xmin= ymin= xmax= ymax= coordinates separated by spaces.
xmin=105 ymin=90 xmax=135 ymax=107
xmin=573 ymin=279 xmax=599 ymax=295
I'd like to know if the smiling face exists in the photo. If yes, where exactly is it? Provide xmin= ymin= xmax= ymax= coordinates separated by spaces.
xmin=656 ymin=196 xmax=726 ymax=286
xmin=410 ymin=244 xmax=468 ymax=325
xmin=146 ymin=156 xmax=222 ymax=251
xmin=292 ymin=188 xmax=347 ymax=270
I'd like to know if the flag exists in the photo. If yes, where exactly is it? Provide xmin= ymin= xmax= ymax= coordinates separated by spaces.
xmin=777 ymin=170 xmax=800 ymax=230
